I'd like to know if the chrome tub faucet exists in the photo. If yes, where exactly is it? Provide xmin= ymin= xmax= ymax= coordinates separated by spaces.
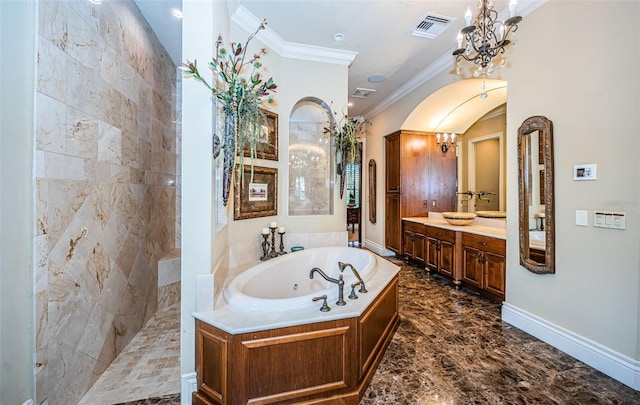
xmin=310 ymin=267 xmax=346 ymax=306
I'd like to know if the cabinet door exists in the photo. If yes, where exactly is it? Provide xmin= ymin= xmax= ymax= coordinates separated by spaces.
xmin=462 ymin=246 xmax=483 ymax=289
xmin=385 ymin=134 xmax=400 ymax=192
xmin=385 ymin=193 xmax=401 ymax=253
xmin=414 ymin=232 xmax=426 ymax=263
xmin=403 ymin=230 xmax=415 ymax=258
xmin=438 ymin=240 xmax=454 ymax=278
xmin=425 ymin=236 xmax=439 ymax=271
xmin=484 ymin=252 xmax=506 ymax=298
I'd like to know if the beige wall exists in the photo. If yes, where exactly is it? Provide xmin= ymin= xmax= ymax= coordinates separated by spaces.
xmin=504 ymin=1 xmax=640 ymax=359
xmin=363 ymin=0 xmax=640 ymax=365
xmin=34 ymin=0 xmax=178 ymax=402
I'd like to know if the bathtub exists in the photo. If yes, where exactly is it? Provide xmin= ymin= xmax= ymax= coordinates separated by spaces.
xmin=223 ymin=246 xmax=377 ymax=312
xmin=530 ymin=230 xmax=545 ymax=250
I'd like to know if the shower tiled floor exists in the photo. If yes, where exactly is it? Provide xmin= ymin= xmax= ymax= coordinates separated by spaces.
xmin=78 ymin=303 xmax=180 ymax=405
xmin=80 ymin=256 xmax=640 ymax=404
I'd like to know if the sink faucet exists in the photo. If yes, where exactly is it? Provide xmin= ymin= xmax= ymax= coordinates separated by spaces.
xmin=476 ymin=191 xmax=496 ymax=201
xmin=338 ymin=262 xmax=367 ymax=293
xmin=309 ymin=267 xmax=346 ymax=306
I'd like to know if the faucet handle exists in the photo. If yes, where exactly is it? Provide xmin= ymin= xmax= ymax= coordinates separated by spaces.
xmin=348 ymin=282 xmax=361 ymax=300
xmin=312 ymin=294 xmax=330 ymax=312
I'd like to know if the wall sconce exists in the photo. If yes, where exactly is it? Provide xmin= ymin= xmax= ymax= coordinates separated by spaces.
xmin=436 ymin=133 xmax=456 ymax=156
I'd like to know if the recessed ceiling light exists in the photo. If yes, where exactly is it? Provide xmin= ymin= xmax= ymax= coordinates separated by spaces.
xmin=333 ymin=33 xmax=345 ymax=42
xmin=171 ymin=8 xmax=183 ymax=19
xmin=368 ymin=74 xmax=386 ymax=83
xmin=88 ymin=0 xmax=101 ymax=4
xmin=347 ymin=102 xmax=354 ymax=107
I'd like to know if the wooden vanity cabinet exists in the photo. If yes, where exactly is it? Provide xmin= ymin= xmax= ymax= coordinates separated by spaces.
xmin=402 ymin=221 xmax=426 ymax=263
xmin=461 ymin=232 xmax=506 ymax=301
xmin=425 ymin=226 xmax=456 ymax=280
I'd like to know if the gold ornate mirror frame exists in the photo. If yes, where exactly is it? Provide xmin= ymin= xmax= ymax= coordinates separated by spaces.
xmin=518 ymin=116 xmax=555 ymax=274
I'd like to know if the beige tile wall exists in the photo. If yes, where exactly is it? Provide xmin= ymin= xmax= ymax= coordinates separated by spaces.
xmin=34 ymin=0 xmax=178 ymax=403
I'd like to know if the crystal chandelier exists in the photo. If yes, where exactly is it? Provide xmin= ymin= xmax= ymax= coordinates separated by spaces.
xmin=453 ymin=0 xmax=522 ymax=97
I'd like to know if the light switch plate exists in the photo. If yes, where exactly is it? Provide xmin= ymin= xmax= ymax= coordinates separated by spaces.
xmin=575 ymin=210 xmax=588 ymax=226
xmin=593 ymin=211 xmax=626 ymax=230
xmin=574 ymin=164 xmax=597 ymax=181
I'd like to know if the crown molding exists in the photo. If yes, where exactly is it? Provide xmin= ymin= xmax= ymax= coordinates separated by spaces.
xmin=230 ymin=5 xmax=358 ymax=66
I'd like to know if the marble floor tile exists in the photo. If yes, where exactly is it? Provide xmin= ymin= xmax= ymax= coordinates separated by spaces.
xmin=79 ymin=303 xmax=180 ymax=405
xmin=84 ymin=256 xmax=640 ymax=405
xmin=360 ymin=257 xmax=640 ymax=405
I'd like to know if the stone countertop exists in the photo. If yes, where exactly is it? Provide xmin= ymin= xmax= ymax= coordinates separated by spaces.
xmin=403 ymin=213 xmax=507 ymax=240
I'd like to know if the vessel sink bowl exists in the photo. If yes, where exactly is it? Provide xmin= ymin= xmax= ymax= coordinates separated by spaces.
xmin=441 ymin=212 xmax=477 ymax=226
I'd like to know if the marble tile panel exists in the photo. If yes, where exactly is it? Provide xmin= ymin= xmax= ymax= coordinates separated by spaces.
xmin=99 ymin=45 xmax=122 ymax=92
xmin=98 ymin=120 xmax=122 ymax=164
xmin=119 ymin=58 xmax=142 ymax=104
xmin=158 ymin=282 xmax=181 ymax=310
xmin=67 ymin=57 xmax=104 ymax=120
xmin=98 ymin=1 xmax=124 ymax=57
xmin=36 ymin=92 xmax=67 ymax=153
xmin=102 ymin=85 xmax=126 ymax=129
xmin=42 ymin=179 xmax=90 ymax=249
xmin=151 ymin=90 xmax=171 ymax=121
xmin=38 ymin=0 xmax=68 ymax=51
xmin=40 ymin=151 xmax=87 ymax=180
xmin=37 ymin=34 xmax=67 ymax=102
xmin=48 ymin=338 xmax=106 ymax=405
xmin=66 ymin=6 xmax=102 ymax=71
xmin=122 ymin=129 xmax=140 ymax=168
xmin=67 ymin=106 xmax=99 ymax=159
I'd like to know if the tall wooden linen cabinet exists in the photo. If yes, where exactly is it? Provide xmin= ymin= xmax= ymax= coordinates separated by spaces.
xmin=384 ymin=130 xmax=456 ymax=254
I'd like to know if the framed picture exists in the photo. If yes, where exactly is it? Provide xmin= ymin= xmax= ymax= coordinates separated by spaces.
xmin=244 ymin=108 xmax=278 ymax=161
xmin=234 ymin=165 xmax=278 ymax=220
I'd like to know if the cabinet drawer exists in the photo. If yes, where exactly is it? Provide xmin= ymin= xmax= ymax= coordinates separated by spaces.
xmin=425 ymin=226 xmax=455 ymax=243
xmin=462 ymin=232 xmax=505 ymax=255
xmin=403 ymin=221 xmax=426 ymax=234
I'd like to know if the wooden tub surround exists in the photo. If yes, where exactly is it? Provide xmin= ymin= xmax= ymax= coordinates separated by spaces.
xmin=193 ymin=268 xmax=399 ymax=404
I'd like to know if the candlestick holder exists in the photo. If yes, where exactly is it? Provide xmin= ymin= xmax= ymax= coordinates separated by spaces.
xmin=259 ymin=233 xmax=270 ymax=261
xmin=278 ymin=231 xmax=287 ymax=255
xmin=269 ymin=226 xmax=278 ymax=258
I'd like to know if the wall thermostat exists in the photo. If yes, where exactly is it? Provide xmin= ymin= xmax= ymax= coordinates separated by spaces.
xmin=573 ymin=164 xmax=597 ymax=181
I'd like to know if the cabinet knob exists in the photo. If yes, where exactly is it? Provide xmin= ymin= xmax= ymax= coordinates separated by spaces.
xmin=481 ymin=242 xmax=487 ymax=246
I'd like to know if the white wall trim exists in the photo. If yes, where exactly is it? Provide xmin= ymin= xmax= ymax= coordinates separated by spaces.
xmin=181 ymin=372 xmax=197 ymax=405
xmin=364 ymin=239 xmax=394 ymax=257
xmin=502 ymin=303 xmax=640 ymax=391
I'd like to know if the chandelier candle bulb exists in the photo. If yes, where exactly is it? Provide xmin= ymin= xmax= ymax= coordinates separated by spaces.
xmin=509 ymin=0 xmax=518 ymax=17
xmin=465 ymin=7 xmax=472 ymax=25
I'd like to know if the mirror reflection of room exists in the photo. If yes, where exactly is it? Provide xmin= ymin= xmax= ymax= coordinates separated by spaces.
xmin=454 ymin=104 xmax=506 ymax=215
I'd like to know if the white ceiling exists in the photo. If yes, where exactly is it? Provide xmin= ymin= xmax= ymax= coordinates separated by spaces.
xmin=134 ymin=0 xmax=543 ymax=125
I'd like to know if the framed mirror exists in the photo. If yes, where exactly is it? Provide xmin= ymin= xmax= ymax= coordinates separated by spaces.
xmin=517 ymin=116 xmax=555 ymax=274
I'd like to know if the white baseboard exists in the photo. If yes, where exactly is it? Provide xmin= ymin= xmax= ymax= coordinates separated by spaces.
xmin=181 ymin=372 xmax=197 ymax=405
xmin=363 ymin=239 xmax=394 ymax=257
xmin=502 ymin=302 xmax=640 ymax=391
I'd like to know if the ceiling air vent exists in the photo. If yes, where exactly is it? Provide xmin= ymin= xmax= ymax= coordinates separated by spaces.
xmin=410 ymin=13 xmax=454 ymax=39
xmin=351 ymin=88 xmax=376 ymax=99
